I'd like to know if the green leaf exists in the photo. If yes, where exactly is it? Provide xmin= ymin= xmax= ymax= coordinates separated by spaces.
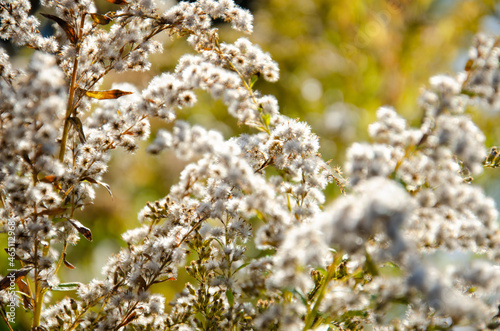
xmin=254 ymin=209 xmax=266 ymax=223
xmin=339 ymin=309 xmax=368 ymax=320
xmin=464 ymin=59 xmax=474 ymax=71
xmin=292 ymin=288 xmax=307 ymax=306
xmin=226 ymin=288 xmax=234 ymax=307
xmin=105 ymin=0 xmax=128 ymax=4
xmin=51 ymin=282 xmax=82 ymax=291
xmin=233 ymin=262 xmax=250 ymax=274
xmin=63 ymin=253 xmax=76 ymax=270
xmin=250 ymin=74 xmax=259 ymax=88
xmin=16 ymin=278 xmax=33 ymax=310
xmin=0 ymin=267 xmax=32 ymax=291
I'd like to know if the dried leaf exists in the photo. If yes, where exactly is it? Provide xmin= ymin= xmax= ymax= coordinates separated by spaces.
xmin=41 ymin=13 xmax=78 ymax=44
xmin=21 ymin=152 xmax=32 ymax=165
xmin=90 ymin=13 xmax=111 ymax=25
xmin=119 ymin=312 xmax=138 ymax=328
xmin=68 ymin=116 xmax=86 ymax=143
xmin=68 ymin=219 xmax=93 ymax=241
xmin=40 ymin=175 xmax=57 ymax=183
xmin=0 ymin=267 xmax=31 ymax=291
xmin=364 ymin=251 xmax=379 ymax=276
xmin=38 ymin=207 xmax=67 ymax=216
xmin=16 ymin=277 xmax=33 ymax=310
xmin=70 ymin=298 xmax=78 ymax=310
xmin=85 ymin=89 xmax=133 ymax=100
xmin=233 ymin=262 xmax=250 ymax=274
xmin=465 ymin=59 xmax=474 ymax=72
xmin=137 ymin=275 xmax=147 ymax=291
xmin=63 ymin=253 xmax=76 ymax=269
xmin=105 ymin=0 xmax=128 ymax=4
xmin=82 ymin=177 xmax=113 ymax=198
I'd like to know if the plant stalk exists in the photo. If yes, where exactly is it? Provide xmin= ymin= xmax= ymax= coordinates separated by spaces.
xmin=58 ymin=52 xmax=80 ymax=162
xmin=59 ymin=13 xmax=85 ymax=162
xmin=32 ymin=238 xmax=42 ymax=328
xmin=303 ymin=261 xmax=337 ymax=330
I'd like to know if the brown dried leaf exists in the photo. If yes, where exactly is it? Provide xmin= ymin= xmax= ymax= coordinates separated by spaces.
xmin=465 ymin=59 xmax=474 ymax=72
xmin=16 ymin=277 xmax=33 ymax=310
xmin=90 ymin=13 xmax=112 ymax=25
xmin=63 ymin=253 xmax=76 ymax=269
xmin=137 ymin=275 xmax=147 ymax=291
xmin=113 ymin=269 xmax=119 ymax=285
xmin=40 ymin=175 xmax=57 ymax=183
xmin=85 ymin=89 xmax=133 ymax=100
xmin=0 ymin=268 xmax=31 ymax=291
xmin=51 ymin=282 xmax=82 ymax=291
xmin=41 ymin=13 xmax=78 ymax=44
xmin=68 ymin=116 xmax=86 ymax=143
xmin=68 ymin=219 xmax=93 ymax=242
xmin=119 ymin=312 xmax=138 ymax=328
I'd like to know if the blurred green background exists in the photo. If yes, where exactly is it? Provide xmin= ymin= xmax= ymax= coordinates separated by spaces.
xmin=3 ymin=0 xmax=500 ymax=329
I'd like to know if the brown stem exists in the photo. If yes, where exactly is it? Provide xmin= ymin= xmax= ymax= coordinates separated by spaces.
xmin=58 ymin=52 xmax=80 ymax=162
xmin=59 ymin=14 xmax=85 ymax=162
xmin=31 ymin=236 xmax=43 ymax=328
xmin=53 ymin=241 xmax=68 ymax=275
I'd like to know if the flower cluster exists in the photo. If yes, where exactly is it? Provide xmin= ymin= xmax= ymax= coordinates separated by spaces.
xmin=266 ymin=34 xmax=500 ymax=328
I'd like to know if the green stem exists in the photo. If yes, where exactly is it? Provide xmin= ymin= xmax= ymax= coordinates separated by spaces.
xmin=32 ymin=237 xmax=43 ymax=328
xmin=303 ymin=262 xmax=336 ymax=330
xmin=32 ymin=288 xmax=46 ymax=328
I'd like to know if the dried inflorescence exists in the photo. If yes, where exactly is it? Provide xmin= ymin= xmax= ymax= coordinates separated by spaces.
xmin=272 ymin=34 xmax=500 ymax=328
xmin=1 ymin=0 xmax=500 ymax=329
